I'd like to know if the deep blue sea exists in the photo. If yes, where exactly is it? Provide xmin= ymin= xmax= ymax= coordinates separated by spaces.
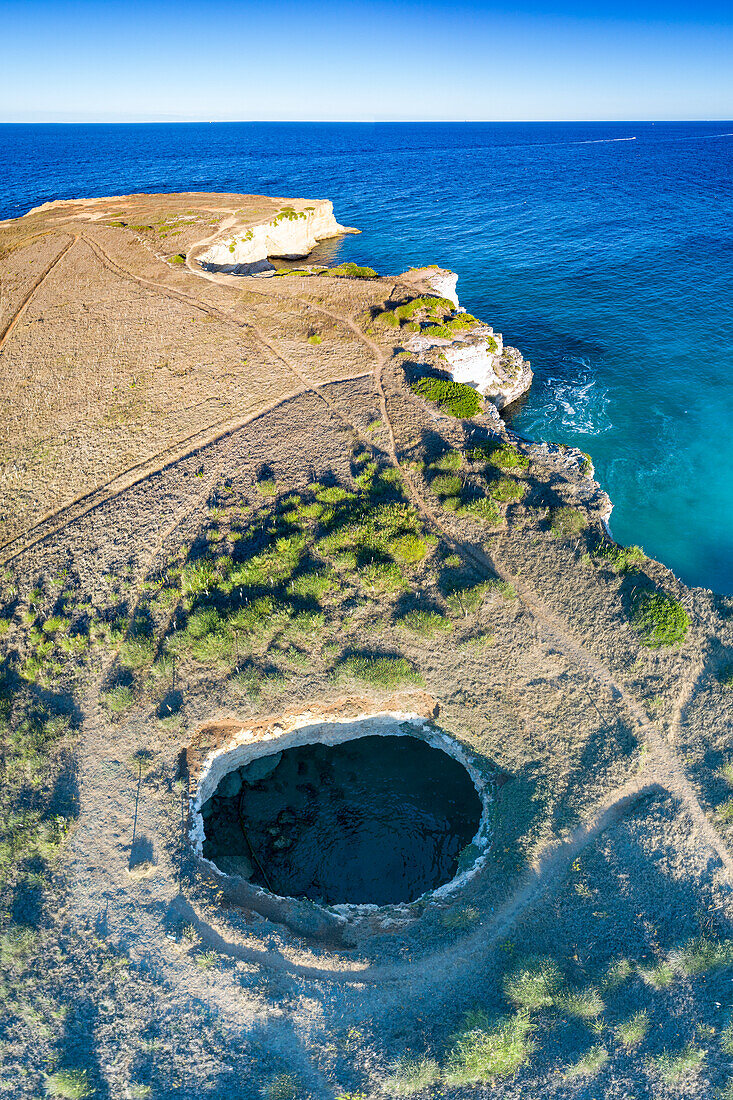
xmin=1 ymin=122 xmax=731 ymax=592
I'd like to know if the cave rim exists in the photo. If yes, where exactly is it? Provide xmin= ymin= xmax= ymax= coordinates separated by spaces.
xmin=189 ymin=711 xmax=494 ymax=925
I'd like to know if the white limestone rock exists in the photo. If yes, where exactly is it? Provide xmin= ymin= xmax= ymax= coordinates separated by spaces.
xmin=198 ymin=199 xmax=357 ymax=273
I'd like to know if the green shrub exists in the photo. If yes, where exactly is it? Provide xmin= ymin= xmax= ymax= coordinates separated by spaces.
xmin=716 ymin=799 xmax=733 ymax=823
xmin=468 ymin=441 xmax=529 ymax=471
xmin=638 ymin=961 xmax=674 ymax=989
xmin=670 ymin=935 xmax=733 ymax=976
xmin=630 ymin=589 xmax=689 ymax=648
xmin=594 ymin=541 xmax=646 ymax=573
xmin=265 ymin=1075 xmax=298 ymax=1100
xmin=548 ymin=506 xmax=586 ymax=538
xmin=336 ymin=654 xmax=421 ymax=688
xmin=459 ymin=497 xmax=502 ymax=525
xmin=288 ymin=569 xmax=335 ymax=599
xmin=445 ymin=1009 xmax=535 ymax=1085
xmin=289 ymin=609 xmax=325 ymax=635
xmin=181 ymin=558 xmax=219 ymax=596
xmin=42 ymin=615 xmax=70 ymax=635
xmin=45 ymin=1069 xmax=93 ymax=1099
xmin=307 ymin=334 xmax=322 ymax=345
xmin=317 ymin=485 xmax=354 ymax=505
xmin=616 ymin=1010 xmax=649 ymax=1048
xmin=445 ymin=579 xmax=513 ymax=614
xmin=394 ymin=295 xmax=454 ymax=321
xmin=169 ymin=253 xmax=185 ymax=265
xmin=256 ymin=477 xmax=277 ymax=497
xmin=489 ymin=477 xmax=525 ymax=503
xmin=564 ymin=1045 xmax=608 ymax=1080
xmin=383 ymin=1056 xmax=440 ymax=1097
xmin=411 ymin=378 xmax=482 ymax=418
xmin=360 ymin=560 xmax=406 ymax=593
xmin=321 ymin=262 xmax=377 ymax=278
xmin=599 ymin=957 xmax=634 ymax=992
xmin=388 ymin=533 xmax=430 ymax=564
xmin=375 ymin=309 xmax=400 ymax=328
xmin=651 ymin=1045 xmax=705 ymax=1084
xmin=430 ymin=473 xmax=463 ymax=497
xmin=396 ymin=610 xmax=453 ymax=635
xmin=102 ymin=684 xmax=135 ymax=714
xmin=430 ymin=449 xmax=462 ymax=472
xmin=503 ymin=956 xmax=564 ymax=1011
xmin=119 ymin=636 xmax=156 ymax=670
xmin=228 ymin=596 xmax=284 ymax=634
xmin=555 ymin=987 xmax=604 ymax=1019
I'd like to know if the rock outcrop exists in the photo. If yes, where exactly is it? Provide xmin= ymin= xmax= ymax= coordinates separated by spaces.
xmin=197 ymin=199 xmax=357 ymax=274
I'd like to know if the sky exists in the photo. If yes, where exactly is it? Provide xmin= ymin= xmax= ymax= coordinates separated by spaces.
xmin=1 ymin=0 xmax=732 ymax=122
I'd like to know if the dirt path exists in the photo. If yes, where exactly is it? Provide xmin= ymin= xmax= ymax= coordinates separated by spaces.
xmin=0 ymin=233 xmax=76 ymax=352
xmin=186 ymin=779 xmax=665 ymax=985
xmin=0 ymin=374 xmax=372 ymax=568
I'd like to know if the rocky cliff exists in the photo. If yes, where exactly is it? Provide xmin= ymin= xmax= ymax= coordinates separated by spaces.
xmin=197 ymin=199 xmax=357 ymax=273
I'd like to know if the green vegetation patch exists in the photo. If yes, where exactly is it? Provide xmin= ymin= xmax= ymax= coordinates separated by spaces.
xmin=503 ymin=956 xmax=564 ymax=1011
xmin=394 ymin=295 xmax=455 ymax=322
xmin=564 ymin=1045 xmax=609 ymax=1080
xmin=430 ymin=473 xmax=463 ymax=498
xmin=382 ymin=1056 xmax=440 ymax=1097
xmin=488 ymin=476 xmax=525 ymax=504
xmin=616 ymin=1010 xmax=649 ymax=1048
xmin=411 ymin=377 xmax=482 ymax=419
xmin=44 ymin=1068 xmax=94 ymax=1099
xmin=669 ymin=934 xmax=733 ymax=975
xmin=445 ymin=1009 xmax=535 ymax=1085
xmin=548 ymin=506 xmax=586 ymax=538
xmin=335 ymin=653 xmax=422 ymax=688
xmin=593 ymin=540 xmax=646 ymax=573
xmin=321 ymin=262 xmax=377 ymax=278
xmin=630 ymin=588 xmax=689 ymax=648
xmin=459 ymin=497 xmax=502 ymax=525
xmin=651 ymin=1044 xmax=706 ymax=1084
xmin=468 ymin=440 xmax=529 ymax=471
xmin=395 ymin=609 xmax=454 ymax=635
xmin=256 ymin=476 xmax=278 ymax=497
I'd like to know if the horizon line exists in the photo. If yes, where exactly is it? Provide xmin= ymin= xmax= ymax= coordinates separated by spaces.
xmin=1 ymin=117 xmax=733 ymax=125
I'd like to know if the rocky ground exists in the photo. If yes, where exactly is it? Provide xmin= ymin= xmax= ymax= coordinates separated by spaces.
xmin=1 ymin=194 xmax=733 ymax=1100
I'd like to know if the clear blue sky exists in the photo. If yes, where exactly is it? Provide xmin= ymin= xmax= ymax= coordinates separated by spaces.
xmin=1 ymin=0 xmax=731 ymax=121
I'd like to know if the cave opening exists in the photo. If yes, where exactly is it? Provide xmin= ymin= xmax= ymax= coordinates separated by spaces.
xmin=200 ymin=734 xmax=483 ymax=907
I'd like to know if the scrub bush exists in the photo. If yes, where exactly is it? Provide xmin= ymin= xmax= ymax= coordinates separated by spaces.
xmin=411 ymin=378 xmax=482 ymax=418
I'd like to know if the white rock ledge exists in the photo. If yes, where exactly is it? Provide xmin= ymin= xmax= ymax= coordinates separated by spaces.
xmin=197 ymin=199 xmax=357 ymax=274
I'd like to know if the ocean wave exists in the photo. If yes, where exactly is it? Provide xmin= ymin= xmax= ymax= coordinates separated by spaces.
xmin=522 ymin=356 xmax=612 ymax=436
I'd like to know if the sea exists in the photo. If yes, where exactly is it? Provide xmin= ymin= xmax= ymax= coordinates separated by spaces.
xmin=1 ymin=121 xmax=731 ymax=593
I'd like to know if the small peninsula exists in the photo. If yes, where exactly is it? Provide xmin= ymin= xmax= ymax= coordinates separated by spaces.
xmin=1 ymin=193 xmax=732 ymax=1100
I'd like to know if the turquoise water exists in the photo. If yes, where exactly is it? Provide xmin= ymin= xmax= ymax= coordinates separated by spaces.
xmin=1 ymin=122 xmax=731 ymax=591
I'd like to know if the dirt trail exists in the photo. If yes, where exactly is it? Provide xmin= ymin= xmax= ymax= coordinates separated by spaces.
xmin=187 ymin=780 xmax=664 ymax=986
xmin=0 ymin=375 xmax=372 ymax=568
xmin=0 ymin=233 xmax=76 ymax=352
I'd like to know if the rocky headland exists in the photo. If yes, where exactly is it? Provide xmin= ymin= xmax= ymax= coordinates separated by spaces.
xmin=1 ymin=192 xmax=732 ymax=1100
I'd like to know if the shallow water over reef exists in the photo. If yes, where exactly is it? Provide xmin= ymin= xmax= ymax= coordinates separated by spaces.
xmin=201 ymin=735 xmax=483 ymax=906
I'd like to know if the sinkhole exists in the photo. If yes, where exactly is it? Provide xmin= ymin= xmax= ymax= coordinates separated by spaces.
xmin=199 ymin=733 xmax=484 ymax=907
